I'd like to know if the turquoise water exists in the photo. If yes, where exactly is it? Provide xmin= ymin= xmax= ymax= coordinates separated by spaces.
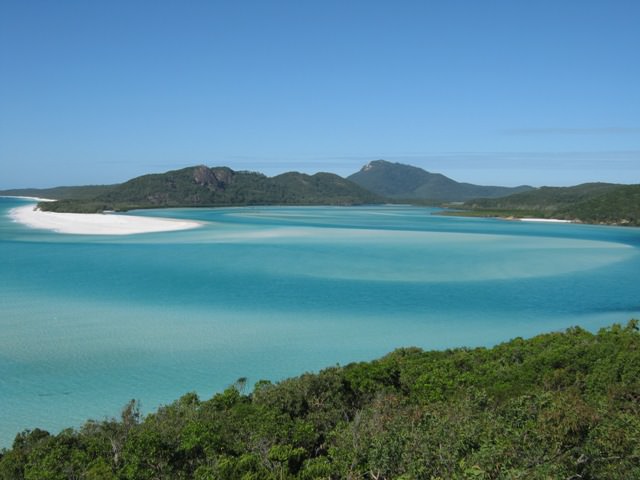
xmin=1 ymin=196 xmax=640 ymax=446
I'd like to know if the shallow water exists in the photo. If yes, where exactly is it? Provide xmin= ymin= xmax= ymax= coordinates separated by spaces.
xmin=1 ymin=197 xmax=639 ymax=446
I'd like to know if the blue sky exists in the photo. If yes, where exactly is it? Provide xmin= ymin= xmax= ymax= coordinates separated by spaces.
xmin=1 ymin=0 xmax=639 ymax=188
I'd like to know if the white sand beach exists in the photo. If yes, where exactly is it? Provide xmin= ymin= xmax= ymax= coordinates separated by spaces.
xmin=9 ymin=205 xmax=202 ymax=235
xmin=519 ymin=218 xmax=572 ymax=223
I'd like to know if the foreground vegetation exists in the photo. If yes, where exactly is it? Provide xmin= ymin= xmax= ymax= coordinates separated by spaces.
xmin=2 ymin=321 xmax=639 ymax=479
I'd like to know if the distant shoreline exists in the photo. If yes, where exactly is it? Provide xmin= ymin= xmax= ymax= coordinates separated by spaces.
xmin=439 ymin=209 xmax=640 ymax=227
xmin=8 ymin=202 xmax=202 ymax=235
xmin=436 ymin=209 xmax=576 ymax=223
xmin=1 ymin=195 xmax=55 ymax=202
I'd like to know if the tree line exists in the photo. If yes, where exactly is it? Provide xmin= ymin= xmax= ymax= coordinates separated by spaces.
xmin=1 ymin=321 xmax=639 ymax=479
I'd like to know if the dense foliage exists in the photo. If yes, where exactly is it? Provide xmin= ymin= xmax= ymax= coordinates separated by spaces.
xmin=463 ymin=183 xmax=640 ymax=225
xmin=2 ymin=321 xmax=639 ymax=479
xmin=558 ymin=184 xmax=640 ymax=225
xmin=348 ymin=160 xmax=533 ymax=201
xmin=37 ymin=166 xmax=382 ymax=213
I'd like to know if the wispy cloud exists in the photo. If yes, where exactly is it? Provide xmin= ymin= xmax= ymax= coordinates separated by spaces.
xmin=385 ymin=150 xmax=640 ymax=169
xmin=501 ymin=127 xmax=640 ymax=135
xmin=171 ymin=151 xmax=640 ymax=174
xmin=95 ymin=150 xmax=640 ymax=169
xmin=90 ymin=150 xmax=640 ymax=187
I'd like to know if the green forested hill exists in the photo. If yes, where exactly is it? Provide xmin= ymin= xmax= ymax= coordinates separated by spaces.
xmin=38 ymin=166 xmax=383 ymax=213
xmin=558 ymin=184 xmax=640 ymax=225
xmin=347 ymin=160 xmax=533 ymax=201
xmin=2 ymin=321 xmax=639 ymax=479
xmin=465 ymin=183 xmax=619 ymax=211
xmin=461 ymin=183 xmax=640 ymax=225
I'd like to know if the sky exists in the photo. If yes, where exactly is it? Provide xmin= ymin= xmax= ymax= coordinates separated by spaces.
xmin=1 ymin=0 xmax=639 ymax=189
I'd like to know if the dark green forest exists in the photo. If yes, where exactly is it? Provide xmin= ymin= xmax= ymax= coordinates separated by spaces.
xmin=2 ymin=321 xmax=639 ymax=479
xmin=462 ymin=183 xmax=640 ymax=226
xmin=35 ymin=166 xmax=382 ymax=213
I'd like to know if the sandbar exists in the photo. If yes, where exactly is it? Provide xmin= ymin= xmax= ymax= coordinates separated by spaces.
xmin=9 ymin=205 xmax=202 ymax=235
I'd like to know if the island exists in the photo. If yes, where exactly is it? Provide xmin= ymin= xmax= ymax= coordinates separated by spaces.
xmin=3 ymin=161 xmax=638 ymax=228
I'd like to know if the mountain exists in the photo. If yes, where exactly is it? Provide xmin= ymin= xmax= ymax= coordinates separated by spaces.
xmin=463 ymin=182 xmax=640 ymax=225
xmin=38 ymin=165 xmax=383 ymax=213
xmin=347 ymin=160 xmax=533 ymax=201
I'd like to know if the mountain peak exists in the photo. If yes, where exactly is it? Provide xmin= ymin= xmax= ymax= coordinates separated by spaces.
xmin=348 ymin=161 xmax=534 ymax=201
xmin=361 ymin=159 xmax=388 ymax=172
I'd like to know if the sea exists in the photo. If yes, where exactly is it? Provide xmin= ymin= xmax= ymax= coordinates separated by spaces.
xmin=1 ymin=195 xmax=639 ymax=447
